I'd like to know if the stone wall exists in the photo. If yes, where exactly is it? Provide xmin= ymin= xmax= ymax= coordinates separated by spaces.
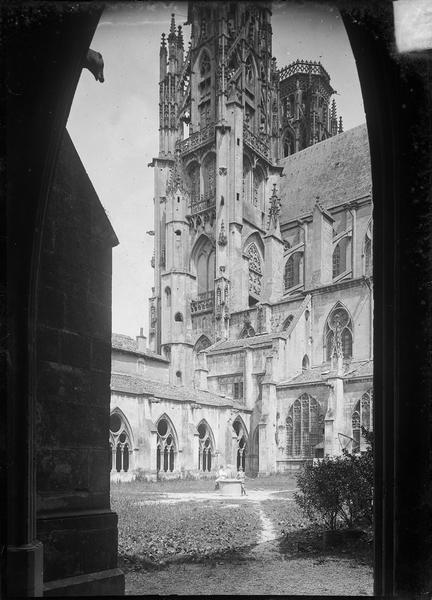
xmin=35 ymin=131 xmax=123 ymax=594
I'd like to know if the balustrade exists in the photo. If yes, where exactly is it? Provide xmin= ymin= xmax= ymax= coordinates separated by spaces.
xmin=191 ymin=290 xmax=214 ymax=315
xmin=243 ymin=128 xmax=270 ymax=161
xmin=177 ymin=123 xmax=215 ymax=156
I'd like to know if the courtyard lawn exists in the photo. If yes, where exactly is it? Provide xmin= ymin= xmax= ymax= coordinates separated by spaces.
xmin=112 ymin=494 xmax=262 ymax=569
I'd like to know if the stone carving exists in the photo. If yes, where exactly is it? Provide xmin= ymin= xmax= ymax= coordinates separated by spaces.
xmin=267 ymin=184 xmax=281 ymax=230
xmin=246 ymin=242 xmax=262 ymax=296
xmin=218 ymin=220 xmax=227 ymax=246
xmin=83 ymin=49 xmax=104 ymax=83
xmin=218 ymin=167 xmax=227 ymax=176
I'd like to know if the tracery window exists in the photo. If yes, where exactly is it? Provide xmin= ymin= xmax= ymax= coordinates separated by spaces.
xmin=352 ymin=389 xmax=373 ymax=452
xmin=246 ymin=242 xmax=263 ymax=299
xmin=110 ymin=411 xmax=132 ymax=473
xmin=286 ymin=394 xmax=323 ymax=458
xmin=324 ymin=303 xmax=353 ymax=362
xmin=156 ymin=417 xmax=176 ymax=473
xmin=188 ymin=163 xmax=200 ymax=207
xmin=233 ymin=418 xmax=248 ymax=471
xmin=364 ymin=220 xmax=372 ymax=276
xmin=284 ymin=252 xmax=303 ymax=291
xmin=197 ymin=421 xmax=213 ymax=472
xmin=202 ymin=154 xmax=216 ymax=201
xmin=333 ymin=236 xmax=351 ymax=278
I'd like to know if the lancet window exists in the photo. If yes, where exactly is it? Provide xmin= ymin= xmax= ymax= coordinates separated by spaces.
xmin=284 ymin=252 xmax=303 ymax=291
xmin=352 ymin=389 xmax=373 ymax=452
xmin=332 ymin=236 xmax=351 ymax=278
xmin=202 ymin=154 xmax=216 ymax=202
xmin=156 ymin=417 xmax=176 ymax=473
xmin=286 ymin=394 xmax=323 ymax=458
xmin=197 ymin=421 xmax=213 ymax=472
xmin=324 ymin=303 xmax=353 ymax=362
xmin=110 ymin=411 xmax=132 ymax=473
xmin=246 ymin=242 xmax=263 ymax=299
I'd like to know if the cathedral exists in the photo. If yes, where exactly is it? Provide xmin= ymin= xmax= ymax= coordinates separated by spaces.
xmin=110 ymin=2 xmax=373 ymax=481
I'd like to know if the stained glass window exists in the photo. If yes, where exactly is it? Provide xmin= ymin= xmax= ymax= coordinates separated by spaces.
xmin=286 ymin=394 xmax=323 ymax=458
xmin=324 ymin=303 xmax=353 ymax=361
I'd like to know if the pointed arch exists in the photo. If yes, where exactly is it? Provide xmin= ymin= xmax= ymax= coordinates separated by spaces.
xmin=332 ymin=235 xmax=351 ymax=278
xmin=110 ymin=407 xmax=134 ymax=474
xmin=244 ymin=235 xmax=264 ymax=305
xmin=201 ymin=151 xmax=216 ymax=201
xmin=363 ymin=218 xmax=372 ymax=276
xmin=302 ymin=354 xmax=310 ymax=371
xmin=324 ymin=301 xmax=354 ymax=362
xmin=191 ymin=233 xmax=215 ymax=294
xmin=282 ymin=127 xmax=295 ymax=157
xmin=283 ymin=314 xmax=294 ymax=331
xmin=284 ymin=251 xmax=304 ymax=291
xmin=232 ymin=416 xmax=249 ymax=472
xmin=155 ymin=413 xmax=179 ymax=473
xmin=285 ymin=393 xmax=323 ymax=458
xmin=199 ymin=48 xmax=211 ymax=77
xmin=194 ymin=334 xmax=211 ymax=353
xmin=352 ymin=389 xmax=373 ymax=452
xmin=197 ymin=419 xmax=215 ymax=472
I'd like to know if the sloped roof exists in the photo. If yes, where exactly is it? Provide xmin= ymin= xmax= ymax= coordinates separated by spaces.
xmin=278 ymin=360 xmax=373 ymax=387
xmin=111 ymin=372 xmax=248 ymax=411
xmin=279 ymin=124 xmax=371 ymax=224
xmin=206 ymin=331 xmax=279 ymax=354
xmin=112 ymin=333 xmax=168 ymax=362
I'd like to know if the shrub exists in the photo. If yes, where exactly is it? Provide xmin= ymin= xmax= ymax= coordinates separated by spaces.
xmin=294 ymin=428 xmax=374 ymax=530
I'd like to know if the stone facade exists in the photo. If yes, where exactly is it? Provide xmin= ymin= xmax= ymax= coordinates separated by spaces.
xmin=111 ymin=2 xmax=373 ymax=480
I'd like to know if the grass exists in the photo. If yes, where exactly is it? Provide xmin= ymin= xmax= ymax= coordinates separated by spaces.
xmin=112 ymin=494 xmax=262 ymax=570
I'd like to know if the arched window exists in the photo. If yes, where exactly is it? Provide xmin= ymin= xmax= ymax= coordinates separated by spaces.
xmin=286 ymin=394 xmax=323 ymax=458
xmin=194 ymin=335 xmax=211 ymax=354
xmin=284 ymin=252 xmax=303 ymax=290
xmin=252 ymin=167 xmax=264 ymax=208
xmin=333 ymin=236 xmax=351 ymax=278
xmin=246 ymin=242 xmax=263 ymax=302
xmin=282 ymin=131 xmax=295 ymax=157
xmin=364 ymin=220 xmax=372 ymax=276
xmin=245 ymin=55 xmax=254 ymax=85
xmin=176 ymin=370 xmax=182 ymax=384
xmin=188 ymin=162 xmax=200 ymax=211
xmin=352 ymin=389 xmax=373 ymax=452
xmin=302 ymin=354 xmax=310 ymax=371
xmin=232 ymin=418 xmax=248 ymax=472
xmin=165 ymin=286 xmax=171 ymax=307
xmin=202 ymin=154 xmax=216 ymax=201
xmin=174 ymin=312 xmax=183 ymax=322
xmin=283 ymin=314 xmax=294 ymax=331
xmin=195 ymin=237 xmax=215 ymax=295
xmin=156 ymin=417 xmax=177 ymax=473
xmin=324 ymin=303 xmax=353 ymax=361
xmin=197 ymin=421 xmax=214 ymax=472
xmin=110 ymin=411 xmax=133 ymax=474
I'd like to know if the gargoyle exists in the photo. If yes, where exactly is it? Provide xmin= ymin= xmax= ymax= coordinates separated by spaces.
xmin=83 ymin=49 xmax=104 ymax=83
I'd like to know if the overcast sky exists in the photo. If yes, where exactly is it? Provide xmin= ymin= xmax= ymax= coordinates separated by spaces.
xmin=67 ymin=1 xmax=365 ymax=339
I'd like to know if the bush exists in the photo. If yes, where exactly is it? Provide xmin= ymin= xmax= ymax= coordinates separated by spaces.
xmin=294 ymin=428 xmax=374 ymax=530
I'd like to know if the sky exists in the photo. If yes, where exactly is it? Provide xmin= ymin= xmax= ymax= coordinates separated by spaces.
xmin=67 ymin=1 xmax=365 ymax=339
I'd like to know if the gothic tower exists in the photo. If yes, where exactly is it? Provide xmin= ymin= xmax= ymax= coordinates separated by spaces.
xmin=279 ymin=59 xmax=340 ymax=156
xmin=149 ymin=3 xmax=284 ymax=380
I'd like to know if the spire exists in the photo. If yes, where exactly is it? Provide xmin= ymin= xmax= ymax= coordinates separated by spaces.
xmin=177 ymin=25 xmax=184 ymax=49
xmin=338 ymin=116 xmax=343 ymax=133
xmin=331 ymin=99 xmax=337 ymax=120
xmin=160 ymin=33 xmax=166 ymax=51
xmin=168 ymin=13 xmax=176 ymax=42
xmin=267 ymin=184 xmax=282 ymax=233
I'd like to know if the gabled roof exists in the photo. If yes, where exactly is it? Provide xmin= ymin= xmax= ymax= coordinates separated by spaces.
xmin=279 ymin=124 xmax=371 ymax=225
xmin=112 ymin=333 xmax=168 ymax=362
xmin=111 ymin=372 xmax=248 ymax=411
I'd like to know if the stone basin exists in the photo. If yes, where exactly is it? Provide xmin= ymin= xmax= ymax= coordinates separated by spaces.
xmin=217 ymin=478 xmax=243 ymax=496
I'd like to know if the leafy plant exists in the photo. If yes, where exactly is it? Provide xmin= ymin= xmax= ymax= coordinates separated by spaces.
xmin=294 ymin=427 xmax=374 ymax=530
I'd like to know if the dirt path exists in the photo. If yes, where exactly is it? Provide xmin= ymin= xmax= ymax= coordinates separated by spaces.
xmin=122 ymin=488 xmax=373 ymax=595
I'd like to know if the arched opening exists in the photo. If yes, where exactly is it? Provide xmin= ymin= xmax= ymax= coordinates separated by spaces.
xmin=192 ymin=234 xmax=215 ymax=297
xmin=197 ymin=420 xmax=214 ymax=472
xmin=165 ymin=286 xmax=171 ymax=307
xmin=252 ymin=166 xmax=265 ymax=209
xmin=324 ymin=302 xmax=353 ymax=362
xmin=284 ymin=251 xmax=303 ymax=291
xmin=194 ymin=335 xmax=211 ymax=354
xmin=246 ymin=241 xmax=263 ymax=306
xmin=332 ymin=236 xmax=351 ymax=278
xmin=283 ymin=314 xmax=294 ymax=331
xmin=156 ymin=416 xmax=177 ymax=474
xmin=109 ymin=410 xmax=133 ymax=474
xmin=232 ymin=417 xmax=248 ymax=472
xmin=286 ymin=394 xmax=324 ymax=458
xmin=302 ymin=354 xmax=310 ymax=371
xmin=187 ymin=161 xmax=200 ymax=213
xmin=174 ymin=312 xmax=183 ymax=322
xmin=242 ymin=155 xmax=252 ymax=202
xmin=352 ymin=389 xmax=373 ymax=452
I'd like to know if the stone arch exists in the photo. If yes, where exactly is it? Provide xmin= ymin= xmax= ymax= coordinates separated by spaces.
xmin=194 ymin=334 xmax=212 ymax=353
xmin=285 ymin=393 xmax=324 ymax=458
xmin=332 ymin=235 xmax=352 ymax=278
xmin=191 ymin=233 xmax=215 ymax=294
xmin=324 ymin=301 xmax=354 ymax=362
xmin=232 ymin=415 xmax=249 ymax=472
xmin=197 ymin=419 xmax=215 ymax=472
xmin=155 ymin=413 xmax=179 ymax=474
xmin=109 ymin=407 xmax=134 ymax=474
